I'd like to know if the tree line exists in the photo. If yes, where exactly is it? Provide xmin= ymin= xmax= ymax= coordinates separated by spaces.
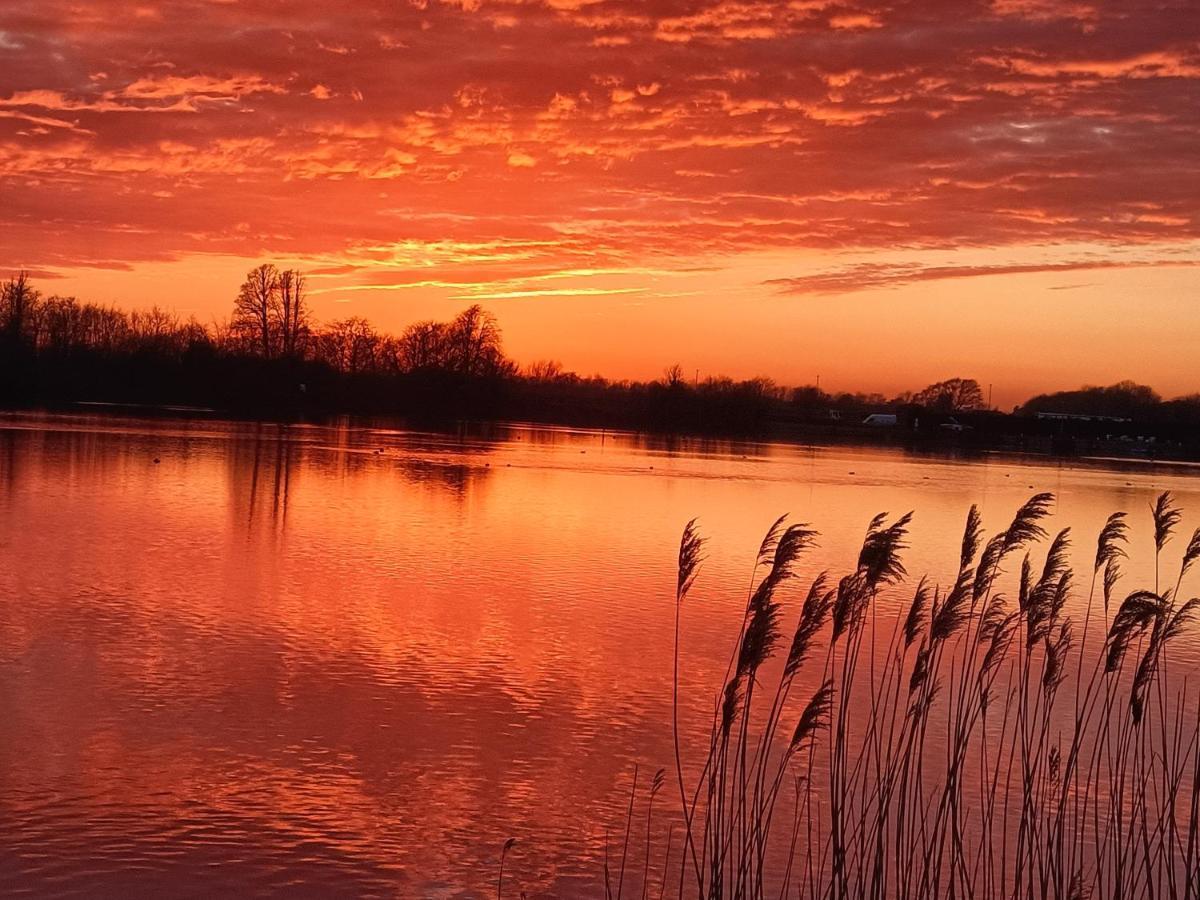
xmin=223 ymin=263 xmax=514 ymax=378
xmin=0 ymin=266 xmax=513 ymax=379
xmin=0 ymin=265 xmax=518 ymax=418
xmin=4 ymin=266 xmax=1199 ymax=442
xmin=1017 ymin=380 xmax=1200 ymax=425
xmin=0 ymin=265 xmax=808 ymax=429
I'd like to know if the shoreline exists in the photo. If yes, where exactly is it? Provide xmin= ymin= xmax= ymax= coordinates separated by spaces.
xmin=5 ymin=402 xmax=1200 ymax=473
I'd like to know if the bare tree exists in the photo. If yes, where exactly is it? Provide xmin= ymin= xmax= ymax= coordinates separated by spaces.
xmin=397 ymin=320 xmax=448 ymax=371
xmin=128 ymin=307 xmax=181 ymax=354
xmin=38 ymin=296 xmax=85 ymax=352
xmin=80 ymin=304 xmax=128 ymax=353
xmin=443 ymin=305 xmax=510 ymax=376
xmin=315 ymin=317 xmax=379 ymax=374
xmin=276 ymin=269 xmax=309 ymax=358
xmin=233 ymin=263 xmax=279 ymax=357
xmin=374 ymin=336 xmax=406 ymax=373
xmin=525 ymin=359 xmax=564 ymax=381
xmin=1 ymin=271 xmax=40 ymax=343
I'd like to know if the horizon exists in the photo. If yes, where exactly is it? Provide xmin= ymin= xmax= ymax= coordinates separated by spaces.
xmin=2 ymin=1 xmax=1198 ymax=408
xmin=7 ymin=267 xmax=1196 ymax=411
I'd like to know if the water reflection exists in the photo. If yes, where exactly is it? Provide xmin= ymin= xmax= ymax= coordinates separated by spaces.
xmin=2 ymin=413 xmax=1200 ymax=896
xmin=230 ymin=425 xmax=295 ymax=534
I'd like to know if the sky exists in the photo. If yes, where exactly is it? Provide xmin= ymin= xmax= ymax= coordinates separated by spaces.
xmin=0 ymin=0 xmax=1197 ymax=406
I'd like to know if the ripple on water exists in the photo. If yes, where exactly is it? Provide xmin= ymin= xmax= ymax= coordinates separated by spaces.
xmin=5 ymin=416 xmax=1200 ymax=895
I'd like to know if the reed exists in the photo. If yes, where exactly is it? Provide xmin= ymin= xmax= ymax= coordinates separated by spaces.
xmin=618 ymin=491 xmax=1200 ymax=900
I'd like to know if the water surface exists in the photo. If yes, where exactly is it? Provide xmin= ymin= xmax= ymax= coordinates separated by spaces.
xmin=2 ymin=413 xmax=1199 ymax=897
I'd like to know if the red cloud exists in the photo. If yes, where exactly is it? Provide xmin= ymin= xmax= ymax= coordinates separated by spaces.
xmin=0 ymin=0 xmax=1196 ymax=282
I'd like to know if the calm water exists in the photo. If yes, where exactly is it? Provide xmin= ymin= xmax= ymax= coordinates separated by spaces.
xmin=2 ymin=413 xmax=1200 ymax=898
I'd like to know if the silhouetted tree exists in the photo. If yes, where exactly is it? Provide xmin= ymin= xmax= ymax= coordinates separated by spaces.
xmin=396 ymin=320 xmax=447 ymax=371
xmin=233 ymin=263 xmax=280 ymax=358
xmin=38 ymin=296 xmax=89 ymax=352
xmin=913 ymin=377 xmax=985 ymax=412
xmin=1 ymin=271 xmax=39 ymax=343
xmin=1018 ymin=381 xmax=1162 ymax=418
xmin=442 ymin=305 xmax=511 ymax=376
xmin=373 ymin=335 xmax=405 ymax=373
xmin=315 ymin=317 xmax=379 ymax=374
xmin=276 ymin=269 xmax=309 ymax=358
xmin=525 ymin=359 xmax=565 ymax=381
xmin=129 ymin=307 xmax=182 ymax=354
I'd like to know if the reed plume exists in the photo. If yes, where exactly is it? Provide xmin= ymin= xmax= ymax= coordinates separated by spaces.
xmin=677 ymin=518 xmax=705 ymax=603
xmin=788 ymin=680 xmax=833 ymax=756
xmin=631 ymin=493 xmax=1200 ymax=900
xmin=903 ymin=577 xmax=930 ymax=649
xmin=1095 ymin=511 xmax=1129 ymax=571
xmin=1153 ymin=491 xmax=1182 ymax=552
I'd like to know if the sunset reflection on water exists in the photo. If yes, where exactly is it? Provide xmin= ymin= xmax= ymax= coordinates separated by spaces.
xmin=3 ymin=413 xmax=1200 ymax=897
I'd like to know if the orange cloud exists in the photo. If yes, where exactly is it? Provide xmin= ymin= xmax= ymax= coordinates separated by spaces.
xmin=995 ymin=50 xmax=1200 ymax=79
xmin=769 ymin=258 xmax=1200 ymax=294
xmin=0 ymin=0 xmax=1195 ymax=396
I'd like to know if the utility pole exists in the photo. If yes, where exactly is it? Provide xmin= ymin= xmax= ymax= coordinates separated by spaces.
xmin=988 ymin=383 xmax=993 ymax=409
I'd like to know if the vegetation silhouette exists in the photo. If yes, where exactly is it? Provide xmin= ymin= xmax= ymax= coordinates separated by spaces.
xmin=4 ymin=269 xmax=1200 ymax=454
xmin=592 ymin=493 xmax=1200 ymax=900
xmin=911 ymin=377 xmax=985 ymax=412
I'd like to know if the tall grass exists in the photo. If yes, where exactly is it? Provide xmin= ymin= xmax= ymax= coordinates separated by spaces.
xmin=606 ymin=491 xmax=1200 ymax=900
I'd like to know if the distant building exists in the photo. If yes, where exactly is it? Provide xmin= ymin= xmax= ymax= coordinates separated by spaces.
xmin=1033 ymin=412 xmax=1132 ymax=423
xmin=862 ymin=414 xmax=898 ymax=427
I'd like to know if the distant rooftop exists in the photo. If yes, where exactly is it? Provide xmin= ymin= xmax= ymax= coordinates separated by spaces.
xmin=1033 ymin=412 xmax=1132 ymax=423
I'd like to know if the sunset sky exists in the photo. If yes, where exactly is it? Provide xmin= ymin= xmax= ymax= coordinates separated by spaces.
xmin=1 ymin=0 xmax=1197 ymax=405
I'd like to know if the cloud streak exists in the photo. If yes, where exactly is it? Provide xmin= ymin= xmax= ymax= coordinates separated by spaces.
xmin=768 ymin=258 xmax=1200 ymax=294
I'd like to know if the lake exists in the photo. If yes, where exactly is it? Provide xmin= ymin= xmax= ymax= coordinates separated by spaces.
xmin=2 ymin=412 xmax=1200 ymax=898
